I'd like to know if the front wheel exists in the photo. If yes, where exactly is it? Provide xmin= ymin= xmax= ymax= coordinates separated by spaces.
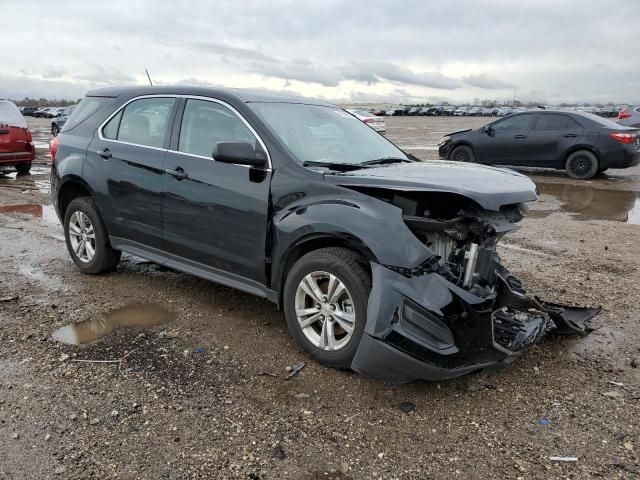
xmin=64 ymin=197 xmax=121 ymax=274
xmin=51 ymin=124 xmax=60 ymax=136
xmin=283 ymin=248 xmax=371 ymax=369
xmin=565 ymin=150 xmax=598 ymax=179
xmin=450 ymin=145 xmax=475 ymax=163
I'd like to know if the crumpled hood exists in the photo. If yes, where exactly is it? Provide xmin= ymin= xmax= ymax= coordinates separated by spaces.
xmin=324 ymin=161 xmax=538 ymax=211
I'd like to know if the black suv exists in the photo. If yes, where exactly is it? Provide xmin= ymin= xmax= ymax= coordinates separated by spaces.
xmin=50 ymin=86 xmax=598 ymax=382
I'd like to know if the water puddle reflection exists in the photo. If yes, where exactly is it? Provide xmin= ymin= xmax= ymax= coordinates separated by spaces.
xmin=51 ymin=303 xmax=176 ymax=345
xmin=0 ymin=204 xmax=58 ymax=224
xmin=533 ymin=182 xmax=640 ymax=224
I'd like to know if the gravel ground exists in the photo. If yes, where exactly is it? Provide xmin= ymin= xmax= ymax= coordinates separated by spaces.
xmin=0 ymin=117 xmax=639 ymax=479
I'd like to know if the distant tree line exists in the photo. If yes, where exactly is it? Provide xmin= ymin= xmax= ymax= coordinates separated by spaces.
xmin=9 ymin=97 xmax=82 ymax=107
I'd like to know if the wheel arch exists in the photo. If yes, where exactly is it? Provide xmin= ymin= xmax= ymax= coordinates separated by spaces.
xmin=563 ymin=144 xmax=601 ymax=169
xmin=449 ymin=140 xmax=477 ymax=160
xmin=57 ymin=176 xmax=96 ymax=220
xmin=273 ymin=232 xmax=376 ymax=308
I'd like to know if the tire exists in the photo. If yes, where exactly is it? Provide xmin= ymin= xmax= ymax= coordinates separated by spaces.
xmin=15 ymin=163 xmax=31 ymax=175
xmin=63 ymin=197 xmax=121 ymax=274
xmin=565 ymin=150 xmax=598 ymax=179
xmin=450 ymin=145 xmax=475 ymax=163
xmin=51 ymin=124 xmax=60 ymax=136
xmin=283 ymin=247 xmax=371 ymax=369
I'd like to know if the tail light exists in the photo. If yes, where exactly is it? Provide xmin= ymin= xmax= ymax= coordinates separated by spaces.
xmin=363 ymin=118 xmax=373 ymax=124
xmin=26 ymin=129 xmax=33 ymax=142
xmin=618 ymin=108 xmax=632 ymax=120
xmin=609 ymin=132 xmax=637 ymax=144
xmin=49 ymin=136 xmax=60 ymax=163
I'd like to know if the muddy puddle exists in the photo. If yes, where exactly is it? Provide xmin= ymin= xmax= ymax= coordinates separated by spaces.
xmin=51 ymin=303 xmax=176 ymax=345
xmin=532 ymin=181 xmax=640 ymax=224
xmin=0 ymin=203 xmax=58 ymax=224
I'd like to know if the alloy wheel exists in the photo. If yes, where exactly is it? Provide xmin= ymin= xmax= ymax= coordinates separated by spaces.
xmin=569 ymin=155 xmax=593 ymax=176
xmin=452 ymin=148 xmax=471 ymax=162
xmin=68 ymin=211 xmax=96 ymax=263
xmin=294 ymin=271 xmax=356 ymax=351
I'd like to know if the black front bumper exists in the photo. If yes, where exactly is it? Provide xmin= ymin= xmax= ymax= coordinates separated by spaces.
xmin=351 ymin=263 xmax=599 ymax=383
xmin=438 ymin=141 xmax=453 ymax=159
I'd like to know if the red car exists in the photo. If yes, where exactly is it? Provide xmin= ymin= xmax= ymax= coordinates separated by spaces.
xmin=0 ymin=100 xmax=35 ymax=174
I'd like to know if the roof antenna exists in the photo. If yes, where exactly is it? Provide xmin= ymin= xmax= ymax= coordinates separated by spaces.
xmin=145 ymin=68 xmax=153 ymax=86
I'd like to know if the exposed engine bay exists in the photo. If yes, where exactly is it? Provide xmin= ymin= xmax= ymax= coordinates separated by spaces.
xmin=348 ymin=188 xmax=600 ymax=381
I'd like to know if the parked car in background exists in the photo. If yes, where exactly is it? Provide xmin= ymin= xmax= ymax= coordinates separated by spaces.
xmin=618 ymin=106 xmax=640 ymax=128
xmin=483 ymin=107 xmax=498 ymax=116
xmin=20 ymin=106 xmax=37 ymax=116
xmin=51 ymin=105 xmax=77 ymax=136
xmin=346 ymin=109 xmax=386 ymax=134
xmin=47 ymin=107 xmax=66 ymax=118
xmin=385 ymin=108 xmax=404 ymax=116
xmin=0 ymin=100 xmax=35 ymax=174
xmin=49 ymin=85 xmax=597 ymax=382
xmin=439 ymin=110 xmax=640 ymax=179
xmin=453 ymin=107 xmax=468 ymax=116
xmin=467 ymin=106 xmax=483 ymax=116
xmin=33 ymin=107 xmax=53 ymax=118
xmin=442 ymin=106 xmax=456 ymax=116
xmin=496 ymin=107 xmax=513 ymax=116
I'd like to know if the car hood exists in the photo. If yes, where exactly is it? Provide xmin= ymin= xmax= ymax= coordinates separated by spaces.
xmin=446 ymin=128 xmax=473 ymax=137
xmin=324 ymin=161 xmax=537 ymax=211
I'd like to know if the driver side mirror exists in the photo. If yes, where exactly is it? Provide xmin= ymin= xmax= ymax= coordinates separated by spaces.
xmin=483 ymin=125 xmax=495 ymax=136
xmin=213 ymin=141 xmax=268 ymax=168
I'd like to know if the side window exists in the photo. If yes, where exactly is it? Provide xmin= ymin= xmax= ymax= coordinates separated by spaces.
xmin=533 ymin=114 xmax=573 ymax=131
xmin=103 ymin=110 xmax=122 ymax=140
xmin=492 ymin=114 xmax=533 ymax=132
xmin=102 ymin=97 xmax=175 ymax=148
xmin=178 ymin=99 xmax=258 ymax=157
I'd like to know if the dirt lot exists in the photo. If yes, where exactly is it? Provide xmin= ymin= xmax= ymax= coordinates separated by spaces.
xmin=1 ymin=117 xmax=639 ymax=479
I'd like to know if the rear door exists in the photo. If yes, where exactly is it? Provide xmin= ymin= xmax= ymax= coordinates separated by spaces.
xmin=86 ymin=96 xmax=178 ymax=250
xmin=474 ymin=113 xmax=534 ymax=164
xmin=161 ymin=97 xmax=272 ymax=288
xmin=526 ymin=113 xmax=583 ymax=167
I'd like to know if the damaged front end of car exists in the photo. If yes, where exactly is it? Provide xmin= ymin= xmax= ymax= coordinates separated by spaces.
xmin=348 ymin=189 xmax=600 ymax=383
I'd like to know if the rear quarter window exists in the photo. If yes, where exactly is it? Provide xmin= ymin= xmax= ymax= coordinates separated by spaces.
xmin=61 ymin=97 xmax=114 ymax=132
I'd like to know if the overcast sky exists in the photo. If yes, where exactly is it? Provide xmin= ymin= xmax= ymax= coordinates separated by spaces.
xmin=2 ymin=0 xmax=639 ymax=105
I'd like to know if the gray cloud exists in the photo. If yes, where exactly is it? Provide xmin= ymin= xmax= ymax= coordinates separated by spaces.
xmin=1 ymin=0 xmax=639 ymax=103
xmin=463 ymin=74 xmax=516 ymax=90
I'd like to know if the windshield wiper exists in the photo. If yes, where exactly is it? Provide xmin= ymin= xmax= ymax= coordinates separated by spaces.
xmin=359 ymin=157 xmax=414 ymax=166
xmin=302 ymin=161 xmax=368 ymax=171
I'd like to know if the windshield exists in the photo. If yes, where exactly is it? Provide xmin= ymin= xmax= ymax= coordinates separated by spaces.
xmin=249 ymin=103 xmax=407 ymax=165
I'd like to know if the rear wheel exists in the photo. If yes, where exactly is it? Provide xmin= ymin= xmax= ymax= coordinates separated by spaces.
xmin=450 ymin=145 xmax=475 ymax=163
xmin=565 ymin=150 xmax=598 ymax=179
xmin=51 ymin=124 xmax=60 ymax=136
xmin=283 ymin=247 xmax=371 ymax=369
xmin=64 ymin=197 xmax=121 ymax=274
xmin=15 ymin=163 xmax=31 ymax=175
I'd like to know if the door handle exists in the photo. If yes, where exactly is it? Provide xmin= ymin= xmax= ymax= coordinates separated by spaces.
xmin=514 ymin=134 xmax=527 ymax=139
xmin=164 ymin=167 xmax=187 ymax=180
xmin=564 ymin=133 xmax=577 ymax=138
xmin=97 ymin=148 xmax=112 ymax=159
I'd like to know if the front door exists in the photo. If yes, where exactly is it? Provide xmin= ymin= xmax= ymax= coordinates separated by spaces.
xmin=87 ymin=96 xmax=177 ymax=249
xmin=161 ymin=98 xmax=272 ymax=288
xmin=475 ymin=113 xmax=534 ymax=165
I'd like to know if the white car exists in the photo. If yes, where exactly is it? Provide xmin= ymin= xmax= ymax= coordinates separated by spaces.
xmin=453 ymin=107 xmax=469 ymax=116
xmin=346 ymin=109 xmax=386 ymax=134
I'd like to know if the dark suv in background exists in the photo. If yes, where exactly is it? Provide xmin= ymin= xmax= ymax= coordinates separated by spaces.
xmin=50 ymin=86 xmax=598 ymax=382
